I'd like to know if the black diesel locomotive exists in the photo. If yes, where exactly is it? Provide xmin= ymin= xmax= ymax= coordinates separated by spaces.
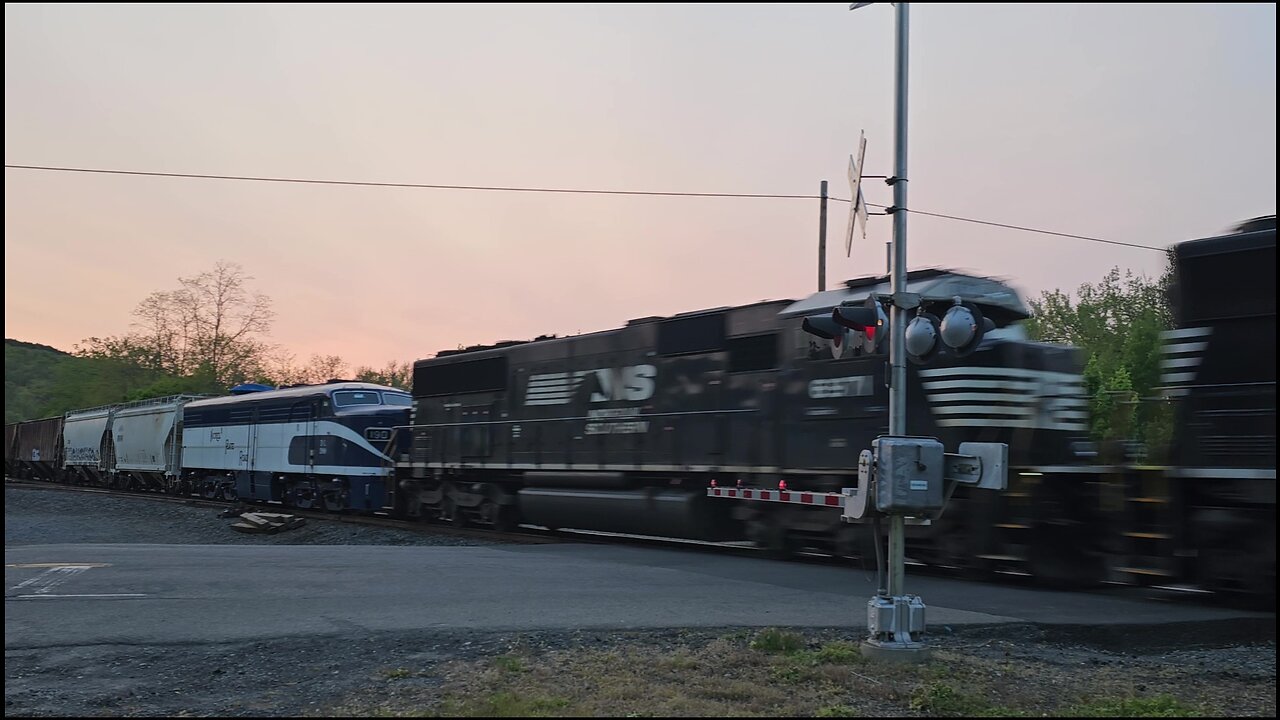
xmin=1109 ymin=216 xmax=1275 ymax=596
xmin=393 ymin=268 xmax=1095 ymax=580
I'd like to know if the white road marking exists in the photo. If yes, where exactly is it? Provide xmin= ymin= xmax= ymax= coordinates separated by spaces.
xmin=15 ymin=593 xmax=149 ymax=599
xmin=10 ymin=565 xmax=93 ymax=594
xmin=6 ymin=563 xmax=148 ymax=599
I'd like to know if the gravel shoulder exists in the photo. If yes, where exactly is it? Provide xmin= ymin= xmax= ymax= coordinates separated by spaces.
xmin=5 ymin=624 xmax=1274 ymax=717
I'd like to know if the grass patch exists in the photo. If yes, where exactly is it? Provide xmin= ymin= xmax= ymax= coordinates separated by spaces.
xmin=491 ymin=655 xmax=525 ymax=673
xmin=1067 ymin=695 xmax=1200 ymax=717
xmin=441 ymin=691 xmax=570 ymax=717
xmin=327 ymin=630 xmax=1270 ymax=719
xmin=909 ymin=681 xmax=1022 ymax=717
xmin=658 ymin=652 xmax=699 ymax=671
xmin=811 ymin=641 xmax=863 ymax=665
xmin=750 ymin=628 xmax=806 ymax=655
xmin=771 ymin=640 xmax=866 ymax=684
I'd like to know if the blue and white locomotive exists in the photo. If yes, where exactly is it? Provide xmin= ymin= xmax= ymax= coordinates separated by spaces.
xmin=180 ymin=382 xmax=412 ymax=510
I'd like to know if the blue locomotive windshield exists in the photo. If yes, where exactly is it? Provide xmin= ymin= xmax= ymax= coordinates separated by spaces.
xmin=383 ymin=393 xmax=412 ymax=407
xmin=332 ymin=390 xmax=382 ymax=407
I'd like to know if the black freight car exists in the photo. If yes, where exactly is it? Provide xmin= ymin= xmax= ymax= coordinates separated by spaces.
xmin=4 ymin=423 xmax=16 ymax=476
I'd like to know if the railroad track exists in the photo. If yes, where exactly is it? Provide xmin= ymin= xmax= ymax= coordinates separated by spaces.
xmin=3 ymin=478 xmax=556 ymax=545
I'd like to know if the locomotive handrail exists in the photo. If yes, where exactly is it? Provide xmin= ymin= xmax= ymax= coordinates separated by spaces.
xmin=64 ymin=393 xmax=211 ymax=418
xmin=392 ymin=408 xmax=759 ymax=430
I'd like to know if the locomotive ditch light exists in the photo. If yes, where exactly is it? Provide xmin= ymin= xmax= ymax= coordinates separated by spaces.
xmin=905 ymin=312 xmax=943 ymax=365
xmin=939 ymin=297 xmax=993 ymax=358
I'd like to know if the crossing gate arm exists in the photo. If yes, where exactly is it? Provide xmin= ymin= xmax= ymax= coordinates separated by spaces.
xmin=704 ymin=442 xmax=1007 ymax=522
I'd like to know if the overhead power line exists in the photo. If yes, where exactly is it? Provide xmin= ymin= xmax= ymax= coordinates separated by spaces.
xmin=4 ymin=163 xmax=1168 ymax=252
xmin=2 ymin=164 xmax=817 ymax=200
xmin=831 ymin=199 xmax=1168 ymax=253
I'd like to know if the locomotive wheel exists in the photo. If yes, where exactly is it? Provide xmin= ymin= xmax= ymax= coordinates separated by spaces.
xmin=1027 ymin=519 xmax=1105 ymax=589
xmin=486 ymin=502 xmax=515 ymax=532
xmin=323 ymin=492 xmax=345 ymax=512
xmin=442 ymin=498 xmax=467 ymax=527
xmin=758 ymin=516 xmax=796 ymax=561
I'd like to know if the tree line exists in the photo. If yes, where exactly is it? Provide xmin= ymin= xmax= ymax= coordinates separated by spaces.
xmin=1023 ymin=252 xmax=1177 ymax=461
xmin=6 ymin=261 xmax=411 ymax=422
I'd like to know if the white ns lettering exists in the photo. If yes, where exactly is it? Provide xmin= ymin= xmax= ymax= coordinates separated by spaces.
xmin=590 ymin=365 xmax=656 ymax=403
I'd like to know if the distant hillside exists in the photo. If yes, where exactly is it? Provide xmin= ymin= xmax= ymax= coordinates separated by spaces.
xmin=5 ymin=338 xmax=73 ymax=423
xmin=5 ymin=338 xmax=171 ymax=424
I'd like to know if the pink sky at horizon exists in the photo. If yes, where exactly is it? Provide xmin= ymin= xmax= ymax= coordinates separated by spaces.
xmin=5 ymin=4 xmax=1275 ymax=369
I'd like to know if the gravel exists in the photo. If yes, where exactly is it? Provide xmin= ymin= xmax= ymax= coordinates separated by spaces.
xmin=3 ymin=484 xmax=502 ymax=547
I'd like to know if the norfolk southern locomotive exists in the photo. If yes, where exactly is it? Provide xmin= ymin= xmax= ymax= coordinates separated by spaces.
xmin=5 ymin=218 xmax=1275 ymax=600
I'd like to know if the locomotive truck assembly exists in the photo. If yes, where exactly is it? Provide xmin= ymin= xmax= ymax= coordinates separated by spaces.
xmin=5 ymin=218 xmax=1275 ymax=603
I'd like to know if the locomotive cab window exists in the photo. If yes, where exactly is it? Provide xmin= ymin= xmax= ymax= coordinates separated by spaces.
xmin=727 ymin=333 xmax=779 ymax=373
xmin=332 ymin=390 xmax=382 ymax=407
xmin=382 ymin=393 xmax=412 ymax=407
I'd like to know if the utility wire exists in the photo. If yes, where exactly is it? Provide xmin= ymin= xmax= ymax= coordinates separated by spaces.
xmin=828 ymin=194 xmax=1167 ymax=252
xmin=4 ymin=163 xmax=1168 ymax=252
xmin=2 ymin=164 xmax=819 ymax=200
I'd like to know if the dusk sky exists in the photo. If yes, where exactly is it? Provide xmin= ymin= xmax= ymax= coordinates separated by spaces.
xmin=5 ymin=3 xmax=1276 ymax=370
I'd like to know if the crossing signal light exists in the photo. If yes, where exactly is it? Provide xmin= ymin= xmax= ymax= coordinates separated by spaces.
xmin=801 ymin=314 xmax=845 ymax=340
xmin=801 ymin=296 xmax=889 ymax=357
xmin=940 ymin=300 xmax=992 ymax=357
xmin=835 ymin=297 xmax=888 ymax=355
xmin=905 ymin=312 xmax=943 ymax=364
xmin=833 ymin=305 xmax=879 ymax=331
xmin=904 ymin=297 xmax=995 ymax=364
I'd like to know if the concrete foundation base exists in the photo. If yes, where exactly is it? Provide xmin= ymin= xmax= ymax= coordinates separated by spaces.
xmin=861 ymin=640 xmax=934 ymax=663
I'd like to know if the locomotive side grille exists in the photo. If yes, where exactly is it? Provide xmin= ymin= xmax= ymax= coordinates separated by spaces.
xmin=524 ymin=371 xmax=589 ymax=406
xmin=1199 ymin=434 xmax=1276 ymax=458
xmin=919 ymin=366 xmax=1088 ymax=431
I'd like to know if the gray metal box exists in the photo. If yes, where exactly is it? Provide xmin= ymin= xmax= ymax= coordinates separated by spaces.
xmin=874 ymin=436 xmax=945 ymax=513
xmin=867 ymin=596 xmax=895 ymax=635
xmin=905 ymin=595 xmax=926 ymax=633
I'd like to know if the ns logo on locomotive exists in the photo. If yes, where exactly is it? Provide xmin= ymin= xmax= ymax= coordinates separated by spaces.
xmin=5 ymin=217 xmax=1274 ymax=602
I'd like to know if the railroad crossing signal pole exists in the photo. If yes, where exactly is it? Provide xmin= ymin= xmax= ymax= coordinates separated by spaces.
xmin=886 ymin=0 xmax=911 ymax=620
xmin=722 ymin=0 xmax=1006 ymax=664
xmin=856 ymin=0 xmax=924 ymax=661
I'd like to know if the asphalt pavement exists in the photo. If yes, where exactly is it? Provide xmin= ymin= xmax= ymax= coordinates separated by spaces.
xmin=5 ymin=542 xmax=1267 ymax=649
